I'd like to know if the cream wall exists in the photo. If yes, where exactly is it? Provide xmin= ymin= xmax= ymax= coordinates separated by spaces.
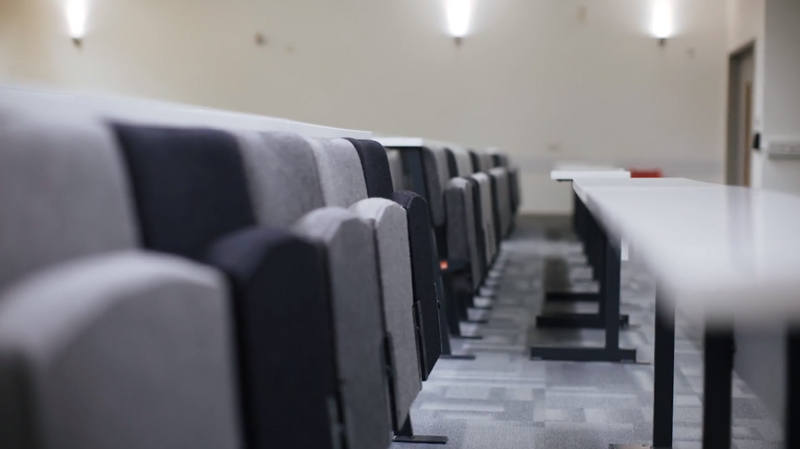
xmin=755 ymin=0 xmax=800 ymax=195
xmin=0 ymin=0 xmax=728 ymax=213
xmin=730 ymin=0 xmax=800 ymax=195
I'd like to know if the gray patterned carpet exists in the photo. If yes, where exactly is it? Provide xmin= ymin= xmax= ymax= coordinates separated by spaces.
xmin=394 ymin=217 xmax=782 ymax=449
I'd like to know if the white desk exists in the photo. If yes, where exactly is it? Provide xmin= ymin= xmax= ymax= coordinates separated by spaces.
xmin=550 ymin=169 xmax=631 ymax=181
xmin=573 ymin=178 xmax=710 ymax=203
xmin=574 ymin=178 xmax=800 ymax=449
xmin=578 ymin=179 xmax=800 ymax=327
xmin=554 ymin=162 xmax=625 ymax=171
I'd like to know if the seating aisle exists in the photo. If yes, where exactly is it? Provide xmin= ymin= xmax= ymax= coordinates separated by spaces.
xmin=397 ymin=217 xmax=781 ymax=449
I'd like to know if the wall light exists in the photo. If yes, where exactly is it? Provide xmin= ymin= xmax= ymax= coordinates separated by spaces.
xmin=651 ymin=0 xmax=673 ymax=45
xmin=66 ymin=0 xmax=88 ymax=47
xmin=446 ymin=0 xmax=472 ymax=45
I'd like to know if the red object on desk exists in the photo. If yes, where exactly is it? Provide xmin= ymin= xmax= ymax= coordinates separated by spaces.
xmin=629 ymin=169 xmax=663 ymax=178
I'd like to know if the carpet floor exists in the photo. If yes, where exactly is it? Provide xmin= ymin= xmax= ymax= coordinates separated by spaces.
xmin=393 ymin=217 xmax=781 ymax=449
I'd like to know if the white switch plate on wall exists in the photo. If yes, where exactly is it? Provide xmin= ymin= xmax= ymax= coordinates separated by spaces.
xmin=765 ymin=140 xmax=800 ymax=159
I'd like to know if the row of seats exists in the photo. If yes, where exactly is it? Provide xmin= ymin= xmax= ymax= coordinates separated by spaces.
xmin=0 ymin=90 xmax=519 ymax=449
xmin=380 ymin=141 xmax=521 ymax=335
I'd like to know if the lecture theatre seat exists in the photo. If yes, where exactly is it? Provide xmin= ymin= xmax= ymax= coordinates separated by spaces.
xmin=0 ymin=253 xmax=242 ymax=449
xmin=420 ymin=145 xmax=452 ymax=256
xmin=472 ymin=172 xmax=498 ymax=266
xmin=345 ymin=138 xmax=442 ymax=378
xmin=0 ymin=105 xmax=242 ymax=449
xmin=111 ymin=124 xmax=349 ymax=449
xmin=446 ymin=148 xmax=488 ymax=285
xmin=0 ymin=89 xmax=521 ymax=448
xmin=412 ymin=144 xmax=481 ymax=335
xmin=489 ymin=167 xmax=513 ymax=238
xmin=304 ymin=137 xmax=422 ymax=431
xmin=235 ymin=130 xmax=394 ymax=448
xmin=445 ymin=177 xmax=482 ymax=314
xmin=293 ymin=207 xmax=391 ymax=449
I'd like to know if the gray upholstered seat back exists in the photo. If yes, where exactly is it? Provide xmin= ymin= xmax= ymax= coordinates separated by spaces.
xmin=0 ymin=102 xmax=138 ymax=292
xmin=509 ymin=166 xmax=522 ymax=214
xmin=489 ymin=167 xmax=512 ymax=237
xmin=471 ymin=173 xmax=497 ymax=264
xmin=386 ymin=150 xmax=405 ymax=191
xmin=236 ymin=131 xmax=326 ymax=227
xmin=306 ymin=138 xmax=368 ymax=208
xmin=450 ymin=147 xmax=475 ymax=177
xmin=478 ymin=151 xmax=494 ymax=173
xmin=332 ymin=139 xmax=423 ymax=427
xmin=0 ymin=252 xmax=242 ymax=449
xmin=445 ymin=179 xmax=481 ymax=289
xmin=350 ymin=199 xmax=421 ymax=425
xmin=421 ymin=146 xmax=450 ymax=227
xmin=293 ymin=207 xmax=391 ymax=449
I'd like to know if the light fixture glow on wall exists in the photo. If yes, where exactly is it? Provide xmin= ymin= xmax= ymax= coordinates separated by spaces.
xmin=446 ymin=0 xmax=472 ymax=44
xmin=66 ymin=0 xmax=88 ymax=47
xmin=651 ymin=0 xmax=673 ymax=45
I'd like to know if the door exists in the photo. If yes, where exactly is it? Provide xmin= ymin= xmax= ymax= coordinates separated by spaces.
xmin=727 ymin=44 xmax=756 ymax=187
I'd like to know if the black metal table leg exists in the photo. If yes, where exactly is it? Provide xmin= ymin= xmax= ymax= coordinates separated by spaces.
xmin=531 ymin=206 xmax=636 ymax=363
xmin=652 ymin=289 xmax=675 ymax=448
xmin=609 ymin=290 xmax=676 ymax=449
xmin=786 ymin=330 xmax=800 ymax=448
xmin=702 ymin=329 xmax=734 ymax=449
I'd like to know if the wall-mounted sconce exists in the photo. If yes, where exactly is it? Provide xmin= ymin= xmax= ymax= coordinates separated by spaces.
xmin=67 ymin=0 xmax=88 ymax=48
xmin=651 ymin=0 xmax=673 ymax=46
xmin=446 ymin=0 xmax=472 ymax=46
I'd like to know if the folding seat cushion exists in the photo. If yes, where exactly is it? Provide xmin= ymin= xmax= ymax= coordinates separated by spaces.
xmin=417 ymin=145 xmax=454 ymax=264
xmin=386 ymin=150 xmax=406 ymax=191
xmin=445 ymin=178 xmax=482 ymax=291
xmin=472 ymin=149 xmax=507 ymax=244
xmin=486 ymin=173 xmax=504 ymax=248
xmin=420 ymin=145 xmax=451 ymax=229
xmin=489 ymin=167 xmax=512 ymax=237
xmin=306 ymin=138 xmax=422 ymax=428
xmin=393 ymin=191 xmax=442 ymax=376
xmin=486 ymin=168 xmax=511 ymax=244
xmin=0 ymin=103 xmax=138 ymax=292
xmin=112 ymin=124 xmax=341 ymax=449
xmin=205 ymin=228 xmax=339 ymax=449
xmin=0 ymin=252 xmax=242 ymax=449
xmin=293 ymin=208 xmax=391 ymax=449
xmin=350 ymin=199 xmax=420 ymax=425
xmin=346 ymin=139 xmax=441 ymax=378
xmin=449 ymin=147 xmax=493 ymax=263
xmin=509 ymin=166 xmax=521 ymax=215
xmin=446 ymin=148 xmax=487 ymax=273
xmin=471 ymin=173 xmax=498 ymax=265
